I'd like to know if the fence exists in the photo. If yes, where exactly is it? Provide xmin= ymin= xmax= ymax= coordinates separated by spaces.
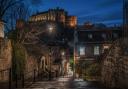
xmin=0 ymin=68 xmax=11 ymax=89
xmin=0 ymin=68 xmax=41 ymax=89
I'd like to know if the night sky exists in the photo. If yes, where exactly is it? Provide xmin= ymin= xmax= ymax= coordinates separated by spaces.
xmin=27 ymin=0 xmax=123 ymax=26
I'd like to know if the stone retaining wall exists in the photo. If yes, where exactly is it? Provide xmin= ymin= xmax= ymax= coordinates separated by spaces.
xmin=0 ymin=39 xmax=12 ymax=81
xmin=101 ymin=38 xmax=128 ymax=89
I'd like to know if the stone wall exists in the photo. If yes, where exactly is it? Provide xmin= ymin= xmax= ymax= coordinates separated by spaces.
xmin=0 ymin=39 xmax=39 ymax=81
xmin=101 ymin=38 xmax=128 ymax=89
xmin=24 ymin=55 xmax=39 ymax=78
xmin=0 ymin=39 xmax=12 ymax=81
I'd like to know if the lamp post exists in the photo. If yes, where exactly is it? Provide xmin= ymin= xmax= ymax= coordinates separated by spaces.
xmin=73 ymin=30 xmax=78 ymax=79
xmin=61 ymin=50 xmax=65 ymax=76
xmin=47 ymin=24 xmax=54 ymax=80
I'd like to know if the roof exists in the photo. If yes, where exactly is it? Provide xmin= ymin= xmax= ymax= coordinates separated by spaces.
xmin=77 ymin=29 xmax=122 ymax=43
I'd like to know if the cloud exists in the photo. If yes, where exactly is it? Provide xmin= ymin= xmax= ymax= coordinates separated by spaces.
xmin=98 ymin=19 xmax=123 ymax=26
xmin=78 ymin=9 xmax=122 ymax=25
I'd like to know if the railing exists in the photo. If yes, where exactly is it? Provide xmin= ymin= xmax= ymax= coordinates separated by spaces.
xmin=0 ymin=68 xmax=11 ymax=89
xmin=14 ymin=69 xmax=38 ymax=88
xmin=0 ymin=68 xmax=46 ymax=89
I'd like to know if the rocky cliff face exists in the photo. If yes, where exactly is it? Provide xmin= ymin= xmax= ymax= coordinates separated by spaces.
xmin=0 ymin=39 xmax=12 ymax=81
xmin=101 ymin=38 xmax=128 ymax=89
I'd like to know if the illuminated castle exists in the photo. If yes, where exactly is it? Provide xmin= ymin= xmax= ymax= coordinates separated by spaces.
xmin=29 ymin=7 xmax=77 ymax=28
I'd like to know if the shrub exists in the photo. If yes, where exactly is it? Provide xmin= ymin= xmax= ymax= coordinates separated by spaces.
xmin=86 ymin=63 xmax=100 ymax=77
xmin=12 ymin=42 xmax=27 ymax=80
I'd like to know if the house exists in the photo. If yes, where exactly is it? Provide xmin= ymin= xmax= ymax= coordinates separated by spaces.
xmin=75 ymin=26 xmax=122 ymax=61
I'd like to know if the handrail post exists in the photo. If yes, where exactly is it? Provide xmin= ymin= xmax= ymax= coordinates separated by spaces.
xmin=33 ymin=69 xmax=36 ymax=82
xmin=15 ymin=74 xmax=18 ymax=88
xmin=22 ymin=73 xmax=24 ymax=88
xmin=9 ymin=68 xmax=12 ymax=89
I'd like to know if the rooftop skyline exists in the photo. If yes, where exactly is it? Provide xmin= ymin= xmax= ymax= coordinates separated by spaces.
xmin=27 ymin=0 xmax=123 ymax=26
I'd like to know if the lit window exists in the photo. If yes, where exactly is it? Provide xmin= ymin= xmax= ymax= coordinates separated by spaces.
xmin=94 ymin=46 xmax=100 ymax=55
xmin=103 ymin=45 xmax=109 ymax=49
xmin=80 ymin=46 xmax=85 ymax=55
xmin=88 ymin=34 xmax=93 ymax=39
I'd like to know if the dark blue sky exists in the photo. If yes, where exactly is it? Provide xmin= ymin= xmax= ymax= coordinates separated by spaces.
xmin=28 ymin=0 xmax=123 ymax=26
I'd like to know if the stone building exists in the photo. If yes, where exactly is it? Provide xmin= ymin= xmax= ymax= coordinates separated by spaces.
xmin=65 ymin=16 xmax=77 ymax=28
xmin=73 ymin=24 xmax=122 ymax=78
xmin=75 ymin=26 xmax=122 ymax=61
xmin=29 ymin=7 xmax=77 ymax=28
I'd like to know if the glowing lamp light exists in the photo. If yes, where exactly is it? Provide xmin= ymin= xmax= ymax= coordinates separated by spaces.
xmin=49 ymin=26 xmax=53 ymax=32
xmin=61 ymin=51 xmax=65 ymax=56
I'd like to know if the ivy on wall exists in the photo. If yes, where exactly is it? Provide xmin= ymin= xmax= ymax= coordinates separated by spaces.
xmin=12 ymin=42 xmax=27 ymax=80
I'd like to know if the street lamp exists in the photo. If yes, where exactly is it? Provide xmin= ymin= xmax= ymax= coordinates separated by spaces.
xmin=61 ymin=50 xmax=65 ymax=76
xmin=47 ymin=24 xmax=56 ymax=34
xmin=47 ymin=24 xmax=55 ymax=80
xmin=48 ymin=26 xmax=53 ymax=33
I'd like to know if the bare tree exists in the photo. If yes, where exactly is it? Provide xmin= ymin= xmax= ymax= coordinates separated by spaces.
xmin=8 ymin=2 xmax=30 ymax=30
xmin=0 ymin=0 xmax=23 ymax=20
xmin=13 ymin=3 xmax=30 ymax=21
xmin=8 ymin=2 xmax=31 ymax=43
